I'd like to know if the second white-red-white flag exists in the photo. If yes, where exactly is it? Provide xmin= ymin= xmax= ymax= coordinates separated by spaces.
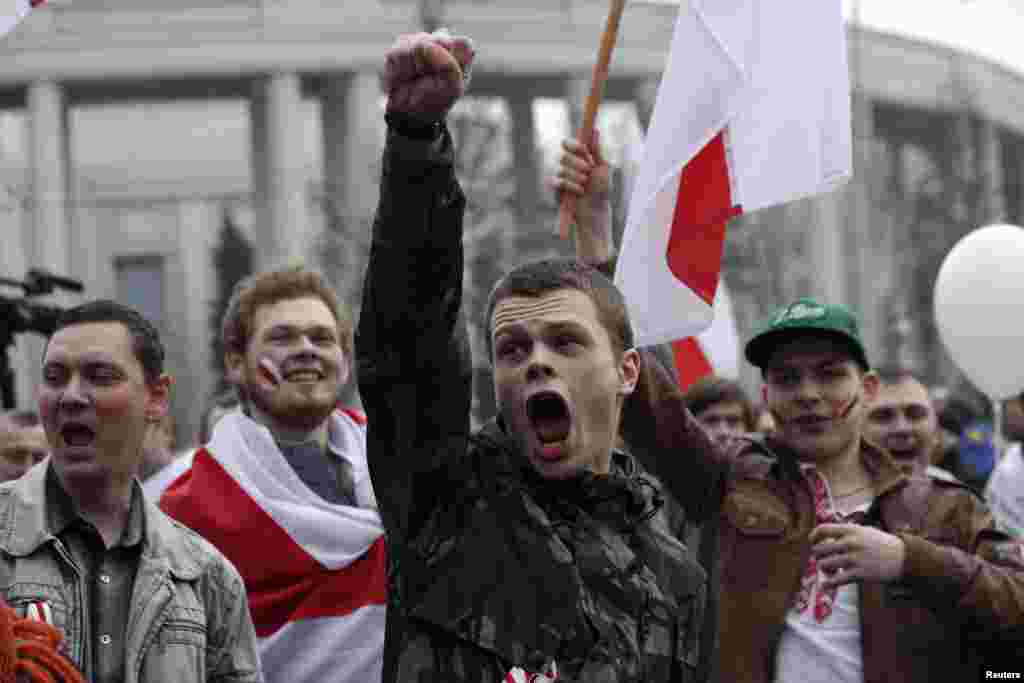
xmin=160 ymin=410 xmax=387 ymax=683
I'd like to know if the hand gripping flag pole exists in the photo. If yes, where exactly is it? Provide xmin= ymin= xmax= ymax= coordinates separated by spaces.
xmin=558 ymin=0 xmax=627 ymax=240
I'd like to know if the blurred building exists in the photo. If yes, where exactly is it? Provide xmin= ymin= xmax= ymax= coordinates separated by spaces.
xmin=1 ymin=0 xmax=1022 ymax=440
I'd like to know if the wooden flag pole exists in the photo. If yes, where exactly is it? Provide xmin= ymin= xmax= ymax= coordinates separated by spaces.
xmin=559 ymin=0 xmax=628 ymax=240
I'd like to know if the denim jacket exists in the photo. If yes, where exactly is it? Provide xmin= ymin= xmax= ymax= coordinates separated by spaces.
xmin=0 ymin=463 xmax=263 ymax=682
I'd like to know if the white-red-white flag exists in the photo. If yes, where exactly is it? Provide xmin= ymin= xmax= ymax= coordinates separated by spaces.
xmin=672 ymin=280 xmax=740 ymax=389
xmin=1 ymin=0 xmax=45 ymax=39
xmin=160 ymin=410 xmax=387 ymax=683
xmin=615 ymin=0 xmax=852 ymax=348
xmin=624 ymin=137 xmax=741 ymax=389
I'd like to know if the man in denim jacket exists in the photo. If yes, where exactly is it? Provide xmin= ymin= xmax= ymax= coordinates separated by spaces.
xmin=0 ymin=300 xmax=262 ymax=682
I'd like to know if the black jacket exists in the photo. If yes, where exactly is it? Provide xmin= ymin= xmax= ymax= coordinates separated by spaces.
xmin=356 ymin=125 xmax=718 ymax=683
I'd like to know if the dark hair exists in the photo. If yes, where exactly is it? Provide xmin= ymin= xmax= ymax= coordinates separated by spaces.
xmin=0 ymin=409 xmax=41 ymax=429
xmin=682 ymin=376 xmax=755 ymax=431
xmin=484 ymin=259 xmax=634 ymax=358
xmin=221 ymin=267 xmax=353 ymax=357
xmin=50 ymin=300 xmax=165 ymax=383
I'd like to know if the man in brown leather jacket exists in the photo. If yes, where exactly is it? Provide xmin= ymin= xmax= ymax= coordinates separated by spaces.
xmin=558 ymin=135 xmax=1024 ymax=683
xmin=715 ymin=300 xmax=1024 ymax=682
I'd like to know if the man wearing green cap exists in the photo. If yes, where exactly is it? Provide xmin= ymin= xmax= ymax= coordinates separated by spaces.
xmin=558 ymin=136 xmax=1024 ymax=682
xmin=712 ymin=296 xmax=1024 ymax=682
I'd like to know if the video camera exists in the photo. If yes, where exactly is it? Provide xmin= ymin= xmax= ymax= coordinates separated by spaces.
xmin=0 ymin=269 xmax=84 ymax=409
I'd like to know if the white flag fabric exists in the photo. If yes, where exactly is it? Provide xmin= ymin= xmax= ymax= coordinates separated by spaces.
xmin=625 ymin=137 xmax=741 ymax=388
xmin=160 ymin=410 xmax=387 ymax=683
xmin=615 ymin=0 xmax=852 ymax=348
xmin=1 ymin=0 xmax=42 ymax=39
xmin=671 ymin=280 xmax=741 ymax=388
xmin=986 ymin=443 xmax=1024 ymax=539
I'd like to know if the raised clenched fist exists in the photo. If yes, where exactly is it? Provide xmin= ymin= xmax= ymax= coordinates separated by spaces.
xmin=383 ymin=30 xmax=475 ymax=121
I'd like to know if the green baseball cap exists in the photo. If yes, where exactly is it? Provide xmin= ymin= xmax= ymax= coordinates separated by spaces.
xmin=745 ymin=297 xmax=869 ymax=370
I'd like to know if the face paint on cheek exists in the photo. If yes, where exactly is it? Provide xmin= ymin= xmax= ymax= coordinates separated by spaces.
xmin=768 ymin=388 xmax=858 ymax=426
xmin=258 ymin=357 xmax=283 ymax=388
xmin=831 ymin=394 xmax=859 ymax=420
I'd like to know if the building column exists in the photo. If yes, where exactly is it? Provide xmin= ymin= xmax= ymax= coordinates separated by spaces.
xmin=563 ymin=74 xmax=591 ymax=135
xmin=950 ymin=112 xmax=975 ymax=225
xmin=507 ymin=89 xmax=540 ymax=234
xmin=173 ymin=200 xmax=219 ymax=448
xmin=848 ymin=89 xmax=882 ymax=344
xmin=249 ymin=73 xmax=310 ymax=272
xmin=808 ymin=194 xmax=847 ymax=306
xmin=27 ymin=80 xmax=71 ymax=288
xmin=22 ymin=80 xmax=74 ymax=406
xmin=978 ymin=119 xmax=1005 ymax=223
xmin=0 ymin=182 xmax=34 ymax=410
xmin=320 ymin=71 xmax=381 ymax=238
xmin=632 ymin=76 xmax=659 ymax=132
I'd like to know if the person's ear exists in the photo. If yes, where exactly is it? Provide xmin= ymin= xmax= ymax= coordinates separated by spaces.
xmin=225 ymin=351 xmax=244 ymax=387
xmin=862 ymin=370 xmax=880 ymax=402
xmin=145 ymin=373 xmax=173 ymax=423
xmin=619 ymin=348 xmax=640 ymax=396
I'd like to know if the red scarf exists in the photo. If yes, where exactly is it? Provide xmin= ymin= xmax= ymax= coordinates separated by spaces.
xmin=793 ymin=468 xmax=868 ymax=622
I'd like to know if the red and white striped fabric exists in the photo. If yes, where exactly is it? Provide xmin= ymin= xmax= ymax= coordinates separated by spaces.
xmin=671 ymin=280 xmax=740 ymax=390
xmin=2 ymin=0 xmax=45 ymax=38
xmin=615 ymin=0 xmax=852 ymax=348
xmin=160 ymin=410 xmax=386 ymax=683
xmin=505 ymin=660 xmax=558 ymax=683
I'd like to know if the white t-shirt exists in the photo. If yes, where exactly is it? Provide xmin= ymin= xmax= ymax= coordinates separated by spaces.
xmin=986 ymin=443 xmax=1024 ymax=539
xmin=775 ymin=467 xmax=871 ymax=683
xmin=776 ymin=580 xmax=863 ymax=682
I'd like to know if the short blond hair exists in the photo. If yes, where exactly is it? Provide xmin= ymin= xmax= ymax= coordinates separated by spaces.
xmin=221 ymin=268 xmax=353 ymax=357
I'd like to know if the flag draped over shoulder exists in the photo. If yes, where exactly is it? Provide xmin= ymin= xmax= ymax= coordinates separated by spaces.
xmin=160 ymin=410 xmax=386 ymax=683
xmin=615 ymin=0 xmax=852 ymax=348
xmin=1 ymin=0 xmax=44 ymax=39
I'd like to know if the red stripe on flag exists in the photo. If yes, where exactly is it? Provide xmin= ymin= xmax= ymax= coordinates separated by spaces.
xmin=161 ymin=449 xmax=386 ymax=637
xmin=340 ymin=407 xmax=367 ymax=425
xmin=665 ymin=131 xmax=740 ymax=306
xmin=672 ymin=337 xmax=713 ymax=391
xmin=249 ymin=537 xmax=387 ymax=638
xmin=30 ymin=0 xmax=45 ymax=6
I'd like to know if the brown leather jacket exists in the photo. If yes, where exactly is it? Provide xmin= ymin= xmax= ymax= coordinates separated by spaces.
xmin=718 ymin=436 xmax=1024 ymax=682
xmin=621 ymin=357 xmax=1024 ymax=683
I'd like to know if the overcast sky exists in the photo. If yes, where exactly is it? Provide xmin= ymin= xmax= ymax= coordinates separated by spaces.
xmin=646 ymin=0 xmax=1024 ymax=75
xmin=5 ymin=1 xmax=1024 ymax=174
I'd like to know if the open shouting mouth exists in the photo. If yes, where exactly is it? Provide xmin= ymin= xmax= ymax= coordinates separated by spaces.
xmin=526 ymin=390 xmax=572 ymax=460
xmin=60 ymin=421 xmax=96 ymax=450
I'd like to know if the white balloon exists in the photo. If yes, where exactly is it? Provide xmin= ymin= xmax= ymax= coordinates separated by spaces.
xmin=933 ymin=223 xmax=1024 ymax=400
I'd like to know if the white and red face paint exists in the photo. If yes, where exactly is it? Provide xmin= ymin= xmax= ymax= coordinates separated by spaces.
xmin=769 ymin=381 xmax=859 ymax=425
xmin=258 ymin=356 xmax=284 ymax=389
